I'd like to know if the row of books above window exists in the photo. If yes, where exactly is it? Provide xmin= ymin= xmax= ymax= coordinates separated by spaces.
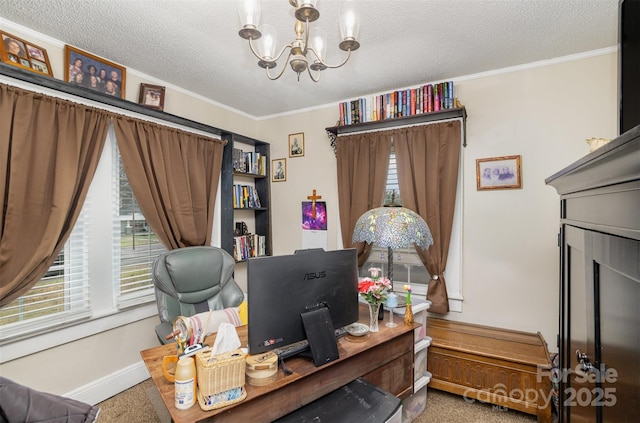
xmin=233 ymin=184 xmax=262 ymax=209
xmin=232 ymin=148 xmax=267 ymax=175
xmin=338 ymin=81 xmax=460 ymax=126
xmin=233 ymin=234 xmax=267 ymax=261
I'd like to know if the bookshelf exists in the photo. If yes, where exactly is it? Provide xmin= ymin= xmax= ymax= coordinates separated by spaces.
xmin=326 ymin=107 xmax=467 ymax=153
xmin=326 ymin=81 xmax=467 ymax=152
xmin=221 ymin=132 xmax=272 ymax=262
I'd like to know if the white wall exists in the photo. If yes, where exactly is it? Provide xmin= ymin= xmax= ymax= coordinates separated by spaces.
xmin=451 ymin=53 xmax=617 ymax=342
xmin=0 ymin=19 xmax=618 ymax=402
xmin=256 ymin=52 xmax=618 ymax=351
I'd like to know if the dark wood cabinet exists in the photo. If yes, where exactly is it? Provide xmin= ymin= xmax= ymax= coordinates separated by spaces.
xmin=546 ymin=125 xmax=640 ymax=423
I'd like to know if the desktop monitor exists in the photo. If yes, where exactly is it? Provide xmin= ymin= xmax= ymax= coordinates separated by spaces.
xmin=247 ymin=248 xmax=359 ymax=355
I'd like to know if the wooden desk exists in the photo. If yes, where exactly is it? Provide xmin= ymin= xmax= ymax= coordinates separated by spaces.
xmin=140 ymin=305 xmax=415 ymax=423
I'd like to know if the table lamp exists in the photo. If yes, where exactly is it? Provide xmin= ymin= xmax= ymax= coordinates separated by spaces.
xmin=352 ymin=205 xmax=433 ymax=292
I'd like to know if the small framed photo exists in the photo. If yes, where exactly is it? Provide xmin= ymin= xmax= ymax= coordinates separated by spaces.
xmin=64 ymin=45 xmax=126 ymax=99
xmin=272 ymin=158 xmax=287 ymax=182
xmin=0 ymin=31 xmax=53 ymax=77
xmin=476 ymin=155 xmax=522 ymax=190
xmin=289 ymin=133 xmax=304 ymax=157
xmin=138 ymin=83 xmax=166 ymax=111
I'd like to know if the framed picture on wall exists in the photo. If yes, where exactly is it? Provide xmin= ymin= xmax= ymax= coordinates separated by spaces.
xmin=64 ymin=45 xmax=126 ymax=98
xmin=272 ymin=158 xmax=286 ymax=182
xmin=289 ymin=133 xmax=304 ymax=157
xmin=138 ymin=83 xmax=166 ymax=111
xmin=476 ymin=155 xmax=522 ymax=190
xmin=0 ymin=31 xmax=53 ymax=77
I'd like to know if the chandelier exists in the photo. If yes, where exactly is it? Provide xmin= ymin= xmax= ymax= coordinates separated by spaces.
xmin=237 ymin=0 xmax=360 ymax=82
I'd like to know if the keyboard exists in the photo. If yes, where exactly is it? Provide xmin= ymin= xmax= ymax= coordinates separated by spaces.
xmin=273 ymin=327 xmax=348 ymax=359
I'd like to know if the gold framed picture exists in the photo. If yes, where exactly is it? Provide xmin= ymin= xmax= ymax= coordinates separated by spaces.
xmin=272 ymin=158 xmax=286 ymax=182
xmin=289 ymin=133 xmax=304 ymax=157
xmin=0 ymin=31 xmax=53 ymax=77
xmin=138 ymin=83 xmax=166 ymax=111
xmin=64 ymin=45 xmax=126 ymax=99
xmin=476 ymin=155 xmax=522 ymax=190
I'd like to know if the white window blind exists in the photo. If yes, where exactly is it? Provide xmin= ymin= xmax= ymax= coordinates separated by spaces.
xmin=112 ymin=140 xmax=166 ymax=308
xmin=0 ymin=193 xmax=92 ymax=338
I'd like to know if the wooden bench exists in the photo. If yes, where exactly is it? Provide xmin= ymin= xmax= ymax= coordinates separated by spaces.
xmin=426 ymin=318 xmax=552 ymax=423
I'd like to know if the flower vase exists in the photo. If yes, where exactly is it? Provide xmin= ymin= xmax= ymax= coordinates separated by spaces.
xmin=368 ymin=303 xmax=381 ymax=332
xmin=404 ymin=303 xmax=414 ymax=326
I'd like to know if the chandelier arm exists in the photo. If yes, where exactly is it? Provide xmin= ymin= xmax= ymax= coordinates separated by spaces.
xmin=265 ymin=52 xmax=295 ymax=80
xmin=307 ymin=46 xmax=353 ymax=69
xmin=306 ymin=65 xmax=320 ymax=82
xmin=248 ymin=38 xmax=292 ymax=64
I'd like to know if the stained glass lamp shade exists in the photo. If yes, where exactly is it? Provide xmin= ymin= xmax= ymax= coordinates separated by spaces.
xmin=352 ymin=206 xmax=433 ymax=289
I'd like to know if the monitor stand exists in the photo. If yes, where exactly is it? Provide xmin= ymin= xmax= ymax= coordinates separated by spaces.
xmin=301 ymin=307 xmax=339 ymax=367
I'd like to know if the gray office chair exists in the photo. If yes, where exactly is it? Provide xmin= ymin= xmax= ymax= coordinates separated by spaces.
xmin=152 ymin=246 xmax=244 ymax=344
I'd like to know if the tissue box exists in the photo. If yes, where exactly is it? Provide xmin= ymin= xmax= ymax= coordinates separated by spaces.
xmin=195 ymin=348 xmax=247 ymax=410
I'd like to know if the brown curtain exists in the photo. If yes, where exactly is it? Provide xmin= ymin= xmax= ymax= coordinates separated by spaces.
xmin=394 ymin=121 xmax=461 ymax=314
xmin=336 ymin=132 xmax=391 ymax=267
xmin=0 ymin=84 xmax=111 ymax=307
xmin=112 ymin=118 xmax=226 ymax=249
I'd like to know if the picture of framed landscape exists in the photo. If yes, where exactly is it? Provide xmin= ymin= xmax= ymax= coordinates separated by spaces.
xmin=476 ymin=155 xmax=522 ymax=190
xmin=64 ymin=45 xmax=126 ymax=99
xmin=0 ymin=31 xmax=53 ymax=77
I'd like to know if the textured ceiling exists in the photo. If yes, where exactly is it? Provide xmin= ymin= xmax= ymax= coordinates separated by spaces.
xmin=0 ymin=0 xmax=620 ymax=118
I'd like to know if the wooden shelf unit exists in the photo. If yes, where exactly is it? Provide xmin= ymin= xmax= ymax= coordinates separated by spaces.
xmin=220 ymin=132 xmax=272 ymax=261
xmin=326 ymin=107 xmax=467 ymax=147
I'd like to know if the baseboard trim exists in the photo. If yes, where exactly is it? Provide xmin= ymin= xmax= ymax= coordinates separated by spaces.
xmin=64 ymin=361 xmax=151 ymax=405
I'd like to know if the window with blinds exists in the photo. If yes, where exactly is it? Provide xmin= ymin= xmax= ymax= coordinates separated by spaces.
xmin=113 ymin=141 xmax=165 ymax=307
xmin=360 ymin=143 xmax=430 ymax=288
xmin=0 ymin=131 xmax=166 ymax=340
xmin=0 ymin=193 xmax=92 ymax=336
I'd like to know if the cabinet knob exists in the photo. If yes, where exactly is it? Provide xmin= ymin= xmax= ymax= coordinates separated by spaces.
xmin=575 ymin=349 xmax=595 ymax=373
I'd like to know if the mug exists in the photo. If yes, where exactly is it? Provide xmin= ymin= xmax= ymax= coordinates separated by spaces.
xmin=162 ymin=355 xmax=179 ymax=382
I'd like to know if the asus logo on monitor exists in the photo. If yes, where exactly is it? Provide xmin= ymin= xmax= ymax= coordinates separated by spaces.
xmin=303 ymin=271 xmax=326 ymax=280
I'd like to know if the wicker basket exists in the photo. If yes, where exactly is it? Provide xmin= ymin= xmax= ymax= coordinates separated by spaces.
xmin=195 ymin=348 xmax=247 ymax=411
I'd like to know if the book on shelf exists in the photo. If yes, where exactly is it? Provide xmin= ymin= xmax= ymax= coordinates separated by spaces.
xmin=233 ymin=184 xmax=261 ymax=208
xmin=337 ymin=80 xmax=458 ymax=126
xmin=232 ymin=148 xmax=266 ymax=175
xmin=233 ymin=234 xmax=267 ymax=261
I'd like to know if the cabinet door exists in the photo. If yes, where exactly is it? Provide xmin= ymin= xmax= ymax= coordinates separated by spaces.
xmin=563 ymin=225 xmax=595 ymax=423
xmin=588 ymin=231 xmax=639 ymax=423
xmin=562 ymin=226 xmax=640 ymax=423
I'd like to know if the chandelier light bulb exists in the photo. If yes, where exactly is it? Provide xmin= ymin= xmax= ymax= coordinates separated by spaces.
xmin=339 ymin=6 xmax=360 ymax=50
xmin=237 ymin=0 xmax=262 ymax=39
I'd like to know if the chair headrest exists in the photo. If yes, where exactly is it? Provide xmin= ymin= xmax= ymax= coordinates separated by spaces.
xmin=153 ymin=246 xmax=235 ymax=303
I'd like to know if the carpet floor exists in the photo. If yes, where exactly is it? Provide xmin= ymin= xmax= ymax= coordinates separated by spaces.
xmin=97 ymin=378 xmax=542 ymax=422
